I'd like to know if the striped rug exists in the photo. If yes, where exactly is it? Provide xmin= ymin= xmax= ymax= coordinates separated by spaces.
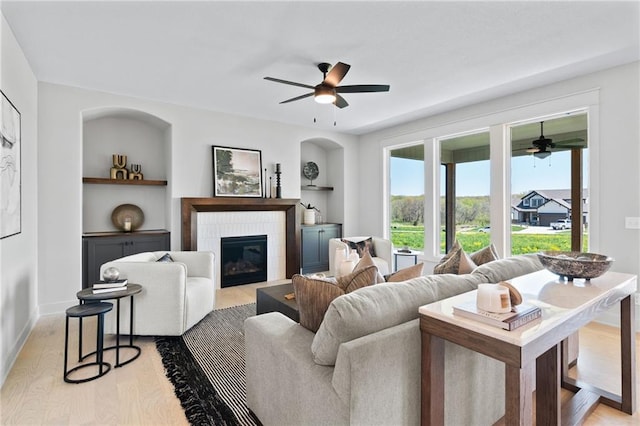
xmin=155 ymin=303 xmax=259 ymax=426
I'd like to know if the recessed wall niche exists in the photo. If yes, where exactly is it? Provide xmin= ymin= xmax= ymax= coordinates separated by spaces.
xmin=82 ymin=108 xmax=171 ymax=233
xmin=300 ymin=138 xmax=344 ymax=225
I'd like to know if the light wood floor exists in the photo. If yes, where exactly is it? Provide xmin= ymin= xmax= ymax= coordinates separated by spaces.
xmin=1 ymin=281 xmax=638 ymax=425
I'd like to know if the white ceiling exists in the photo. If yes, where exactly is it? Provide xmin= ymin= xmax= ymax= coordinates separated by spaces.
xmin=2 ymin=0 xmax=639 ymax=135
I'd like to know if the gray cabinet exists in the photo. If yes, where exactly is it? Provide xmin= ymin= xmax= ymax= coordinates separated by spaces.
xmin=301 ymin=224 xmax=342 ymax=274
xmin=82 ymin=230 xmax=170 ymax=288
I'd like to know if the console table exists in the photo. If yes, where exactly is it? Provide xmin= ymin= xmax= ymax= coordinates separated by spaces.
xmin=419 ymin=269 xmax=636 ymax=425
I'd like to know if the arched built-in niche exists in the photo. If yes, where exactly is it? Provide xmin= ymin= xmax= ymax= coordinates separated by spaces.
xmin=82 ymin=108 xmax=171 ymax=233
xmin=300 ymin=138 xmax=344 ymax=225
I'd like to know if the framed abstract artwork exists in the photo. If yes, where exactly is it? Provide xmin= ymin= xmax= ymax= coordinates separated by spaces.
xmin=1 ymin=90 xmax=21 ymax=239
xmin=212 ymin=146 xmax=263 ymax=197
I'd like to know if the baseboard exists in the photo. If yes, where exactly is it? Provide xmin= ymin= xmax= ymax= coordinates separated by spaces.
xmin=39 ymin=299 xmax=78 ymax=316
xmin=1 ymin=307 xmax=39 ymax=388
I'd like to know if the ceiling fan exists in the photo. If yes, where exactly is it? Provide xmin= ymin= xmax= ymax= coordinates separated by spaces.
xmin=264 ymin=61 xmax=390 ymax=108
xmin=525 ymin=121 xmax=585 ymax=159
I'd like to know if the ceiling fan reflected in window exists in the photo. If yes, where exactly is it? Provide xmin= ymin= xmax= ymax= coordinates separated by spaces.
xmin=264 ymin=61 xmax=390 ymax=109
xmin=524 ymin=121 xmax=585 ymax=159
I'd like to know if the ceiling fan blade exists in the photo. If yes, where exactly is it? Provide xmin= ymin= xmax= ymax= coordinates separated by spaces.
xmin=334 ymin=94 xmax=349 ymax=109
xmin=555 ymin=138 xmax=587 ymax=147
xmin=264 ymin=77 xmax=314 ymax=90
xmin=280 ymin=92 xmax=313 ymax=104
xmin=336 ymin=84 xmax=390 ymax=93
xmin=323 ymin=62 xmax=351 ymax=87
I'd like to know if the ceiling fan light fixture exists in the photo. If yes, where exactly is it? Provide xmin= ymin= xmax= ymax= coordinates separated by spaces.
xmin=534 ymin=150 xmax=551 ymax=159
xmin=314 ymin=85 xmax=336 ymax=104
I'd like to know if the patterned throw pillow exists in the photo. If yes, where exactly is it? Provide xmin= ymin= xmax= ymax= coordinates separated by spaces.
xmin=384 ymin=262 xmax=425 ymax=282
xmin=470 ymin=243 xmax=500 ymax=266
xmin=433 ymin=242 xmax=477 ymax=274
xmin=341 ymin=237 xmax=377 ymax=258
xmin=156 ymin=253 xmax=174 ymax=262
xmin=293 ymin=265 xmax=379 ymax=332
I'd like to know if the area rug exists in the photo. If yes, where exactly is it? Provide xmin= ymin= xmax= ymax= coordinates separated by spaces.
xmin=155 ymin=303 xmax=259 ymax=426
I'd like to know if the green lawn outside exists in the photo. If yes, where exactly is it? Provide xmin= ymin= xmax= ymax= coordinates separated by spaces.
xmin=390 ymin=223 xmax=588 ymax=254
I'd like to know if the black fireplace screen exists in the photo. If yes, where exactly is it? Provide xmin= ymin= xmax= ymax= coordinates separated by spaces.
xmin=220 ymin=235 xmax=267 ymax=287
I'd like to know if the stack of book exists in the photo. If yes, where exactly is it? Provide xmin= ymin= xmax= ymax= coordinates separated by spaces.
xmin=92 ymin=279 xmax=128 ymax=294
xmin=452 ymin=301 xmax=542 ymax=331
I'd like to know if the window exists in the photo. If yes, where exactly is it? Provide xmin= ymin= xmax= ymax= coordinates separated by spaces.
xmin=389 ymin=144 xmax=424 ymax=250
xmin=510 ymin=112 xmax=588 ymax=254
xmin=439 ymin=131 xmax=490 ymax=254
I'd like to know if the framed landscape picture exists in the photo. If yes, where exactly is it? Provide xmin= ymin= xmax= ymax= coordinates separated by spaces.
xmin=1 ymin=90 xmax=21 ymax=239
xmin=212 ymin=146 xmax=263 ymax=197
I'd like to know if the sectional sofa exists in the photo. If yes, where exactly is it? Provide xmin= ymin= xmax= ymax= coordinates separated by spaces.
xmin=244 ymin=254 xmax=544 ymax=425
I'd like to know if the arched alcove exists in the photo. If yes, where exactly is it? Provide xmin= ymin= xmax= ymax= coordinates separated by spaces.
xmin=300 ymin=137 xmax=344 ymax=225
xmin=81 ymin=107 xmax=171 ymax=233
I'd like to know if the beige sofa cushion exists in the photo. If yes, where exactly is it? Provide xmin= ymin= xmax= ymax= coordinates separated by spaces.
xmin=472 ymin=253 xmax=542 ymax=283
xmin=311 ymin=273 xmax=483 ymax=365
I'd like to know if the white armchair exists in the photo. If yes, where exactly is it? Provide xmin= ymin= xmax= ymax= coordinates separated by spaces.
xmin=328 ymin=237 xmax=393 ymax=277
xmin=99 ymin=251 xmax=214 ymax=336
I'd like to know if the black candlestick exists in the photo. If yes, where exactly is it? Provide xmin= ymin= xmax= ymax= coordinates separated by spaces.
xmin=275 ymin=170 xmax=282 ymax=198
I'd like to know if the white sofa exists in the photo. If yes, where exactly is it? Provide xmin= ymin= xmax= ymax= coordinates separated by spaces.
xmin=245 ymin=254 xmax=544 ymax=425
xmin=100 ymin=250 xmax=214 ymax=336
xmin=328 ymin=236 xmax=393 ymax=277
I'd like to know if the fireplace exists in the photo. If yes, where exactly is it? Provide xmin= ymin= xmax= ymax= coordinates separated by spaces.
xmin=181 ymin=197 xmax=301 ymax=287
xmin=220 ymin=235 xmax=267 ymax=287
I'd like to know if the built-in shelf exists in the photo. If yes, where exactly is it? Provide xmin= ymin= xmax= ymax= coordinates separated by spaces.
xmin=83 ymin=177 xmax=168 ymax=186
xmin=301 ymin=185 xmax=333 ymax=191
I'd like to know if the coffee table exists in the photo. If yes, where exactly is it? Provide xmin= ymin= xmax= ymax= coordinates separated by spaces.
xmin=256 ymin=282 xmax=299 ymax=322
xmin=419 ymin=269 xmax=636 ymax=425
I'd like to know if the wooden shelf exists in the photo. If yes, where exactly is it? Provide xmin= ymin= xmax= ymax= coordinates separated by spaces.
xmin=301 ymin=185 xmax=333 ymax=191
xmin=83 ymin=177 xmax=167 ymax=186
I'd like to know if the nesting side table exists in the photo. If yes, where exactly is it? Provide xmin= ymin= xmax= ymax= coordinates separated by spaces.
xmin=76 ymin=283 xmax=143 ymax=368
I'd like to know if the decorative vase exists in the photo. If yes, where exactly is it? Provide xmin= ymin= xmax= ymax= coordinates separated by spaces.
xmin=334 ymin=247 xmax=348 ymax=277
xmin=303 ymin=208 xmax=316 ymax=225
xmin=339 ymin=260 xmax=356 ymax=277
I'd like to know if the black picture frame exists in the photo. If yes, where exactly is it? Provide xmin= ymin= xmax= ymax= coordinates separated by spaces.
xmin=1 ymin=90 xmax=21 ymax=239
xmin=212 ymin=146 xmax=263 ymax=197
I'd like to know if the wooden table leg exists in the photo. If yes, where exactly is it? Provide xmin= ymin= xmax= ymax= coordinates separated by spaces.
xmin=620 ymin=295 xmax=636 ymax=415
xmin=536 ymin=343 xmax=561 ymax=425
xmin=505 ymin=363 xmax=534 ymax=426
xmin=421 ymin=331 xmax=444 ymax=426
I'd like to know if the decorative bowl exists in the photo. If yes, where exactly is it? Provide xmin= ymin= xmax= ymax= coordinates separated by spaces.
xmin=111 ymin=203 xmax=144 ymax=232
xmin=537 ymin=251 xmax=614 ymax=281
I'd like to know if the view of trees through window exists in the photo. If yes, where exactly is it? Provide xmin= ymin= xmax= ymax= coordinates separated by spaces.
xmin=389 ymin=112 xmax=589 ymax=256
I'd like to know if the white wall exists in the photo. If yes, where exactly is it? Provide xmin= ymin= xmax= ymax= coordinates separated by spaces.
xmin=358 ymin=62 xmax=640 ymax=326
xmin=0 ymin=13 xmax=39 ymax=384
xmin=36 ymin=82 xmax=358 ymax=316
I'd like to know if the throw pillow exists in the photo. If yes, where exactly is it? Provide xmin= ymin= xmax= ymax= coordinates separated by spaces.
xmin=353 ymin=251 xmax=386 ymax=283
xmin=156 ymin=253 xmax=174 ymax=262
xmin=384 ymin=262 xmax=425 ymax=282
xmin=341 ymin=237 xmax=377 ymax=258
xmin=292 ymin=275 xmax=343 ymax=333
xmin=433 ymin=243 xmax=477 ymax=274
xmin=293 ymin=266 xmax=379 ymax=332
xmin=335 ymin=265 xmax=380 ymax=293
xmin=470 ymin=243 xmax=499 ymax=266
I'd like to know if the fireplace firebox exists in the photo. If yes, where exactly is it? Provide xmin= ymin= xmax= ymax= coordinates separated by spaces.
xmin=220 ymin=235 xmax=267 ymax=287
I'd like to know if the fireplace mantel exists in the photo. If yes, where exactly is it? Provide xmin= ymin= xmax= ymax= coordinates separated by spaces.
xmin=181 ymin=197 xmax=301 ymax=278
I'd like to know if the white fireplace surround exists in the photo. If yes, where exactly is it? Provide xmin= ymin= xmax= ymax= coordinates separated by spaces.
xmin=197 ymin=211 xmax=287 ymax=289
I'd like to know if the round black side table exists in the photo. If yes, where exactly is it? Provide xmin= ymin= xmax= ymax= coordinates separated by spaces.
xmin=64 ymin=302 xmax=113 ymax=383
xmin=76 ymin=284 xmax=143 ymax=368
